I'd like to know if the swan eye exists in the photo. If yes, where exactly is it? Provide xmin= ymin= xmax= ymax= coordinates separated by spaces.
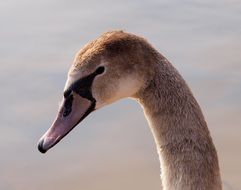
xmin=95 ymin=66 xmax=105 ymax=75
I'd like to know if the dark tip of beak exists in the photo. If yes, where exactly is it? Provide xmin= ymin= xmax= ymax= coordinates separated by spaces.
xmin=38 ymin=139 xmax=47 ymax=154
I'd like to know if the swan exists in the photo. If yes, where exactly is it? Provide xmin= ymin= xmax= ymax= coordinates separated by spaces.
xmin=38 ymin=31 xmax=222 ymax=190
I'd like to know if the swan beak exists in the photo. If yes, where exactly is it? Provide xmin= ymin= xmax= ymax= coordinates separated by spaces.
xmin=38 ymin=92 xmax=94 ymax=153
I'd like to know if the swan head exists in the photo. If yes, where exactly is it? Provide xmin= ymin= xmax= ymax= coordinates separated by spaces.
xmin=38 ymin=31 xmax=159 ymax=153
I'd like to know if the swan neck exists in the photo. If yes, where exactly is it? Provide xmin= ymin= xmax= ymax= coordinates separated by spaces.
xmin=136 ymin=60 xmax=222 ymax=190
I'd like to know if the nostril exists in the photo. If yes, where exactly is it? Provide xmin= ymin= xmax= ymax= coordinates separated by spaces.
xmin=63 ymin=94 xmax=73 ymax=117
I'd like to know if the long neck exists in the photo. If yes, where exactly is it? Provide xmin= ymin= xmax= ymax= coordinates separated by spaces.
xmin=135 ymin=59 xmax=222 ymax=190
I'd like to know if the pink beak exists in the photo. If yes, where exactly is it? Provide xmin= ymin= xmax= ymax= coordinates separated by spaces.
xmin=38 ymin=92 xmax=94 ymax=153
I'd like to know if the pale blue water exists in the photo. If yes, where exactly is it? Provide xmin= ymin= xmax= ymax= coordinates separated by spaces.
xmin=0 ymin=1 xmax=241 ymax=190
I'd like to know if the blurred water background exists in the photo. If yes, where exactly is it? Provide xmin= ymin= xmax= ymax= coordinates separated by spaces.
xmin=0 ymin=0 xmax=240 ymax=189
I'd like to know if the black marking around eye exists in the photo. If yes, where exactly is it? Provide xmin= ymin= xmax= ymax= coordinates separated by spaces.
xmin=65 ymin=67 xmax=105 ymax=102
xmin=64 ymin=89 xmax=71 ymax=98
xmin=69 ymin=72 xmax=96 ymax=101
xmin=62 ymin=67 xmax=105 ymax=117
